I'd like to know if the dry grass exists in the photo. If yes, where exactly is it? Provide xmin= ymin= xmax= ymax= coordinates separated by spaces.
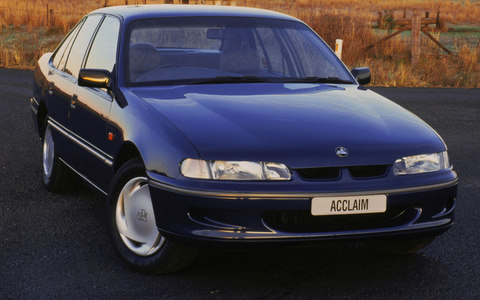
xmin=0 ymin=27 xmax=64 ymax=69
xmin=1 ymin=0 xmax=479 ymax=31
xmin=265 ymin=0 xmax=480 ymax=24
xmin=357 ymin=48 xmax=480 ymax=88
xmin=0 ymin=0 xmax=479 ymax=87
xmin=352 ymin=32 xmax=480 ymax=88
xmin=295 ymin=6 xmax=480 ymax=88
xmin=294 ymin=10 xmax=376 ymax=66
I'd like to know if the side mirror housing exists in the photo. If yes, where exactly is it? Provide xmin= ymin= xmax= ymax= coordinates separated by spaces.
xmin=351 ymin=67 xmax=371 ymax=85
xmin=78 ymin=69 xmax=112 ymax=89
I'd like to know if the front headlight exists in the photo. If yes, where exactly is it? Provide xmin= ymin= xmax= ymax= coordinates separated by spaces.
xmin=180 ymin=159 xmax=291 ymax=181
xmin=393 ymin=151 xmax=450 ymax=175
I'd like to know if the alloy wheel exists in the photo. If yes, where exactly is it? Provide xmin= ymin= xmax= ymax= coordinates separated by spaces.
xmin=115 ymin=177 xmax=164 ymax=256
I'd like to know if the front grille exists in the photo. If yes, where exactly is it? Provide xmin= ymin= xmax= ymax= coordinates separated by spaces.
xmin=296 ymin=167 xmax=341 ymax=180
xmin=348 ymin=165 xmax=389 ymax=179
xmin=295 ymin=165 xmax=390 ymax=180
xmin=263 ymin=206 xmax=415 ymax=233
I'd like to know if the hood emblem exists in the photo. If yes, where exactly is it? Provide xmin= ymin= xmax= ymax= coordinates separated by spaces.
xmin=335 ymin=147 xmax=349 ymax=158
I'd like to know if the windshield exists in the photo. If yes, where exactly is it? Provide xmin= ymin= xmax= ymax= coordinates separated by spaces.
xmin=126 ymin=17 xmax=354 ymax=86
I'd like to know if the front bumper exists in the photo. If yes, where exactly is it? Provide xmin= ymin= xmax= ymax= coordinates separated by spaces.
xmin=147 ymin=171 xmax=457 ymax=244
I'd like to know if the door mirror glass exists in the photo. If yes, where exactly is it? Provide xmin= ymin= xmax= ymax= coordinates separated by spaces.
xmin=351 ymin=67 xmax=371 ymax=85
xmin=78 ymin=69 xmax=112 ymax=89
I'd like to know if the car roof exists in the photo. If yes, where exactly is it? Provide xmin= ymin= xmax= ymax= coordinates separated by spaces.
xmin=90 ymin=4 xmax=300 ymax=23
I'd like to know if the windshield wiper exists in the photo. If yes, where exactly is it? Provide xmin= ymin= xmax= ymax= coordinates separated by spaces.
xmin=157 ymin=76 xmax=354 ymax=86
xmin=293 ymin=76 xmax=354 ymax=84
xmin=189 ymin=76 xmax=272 ymax=85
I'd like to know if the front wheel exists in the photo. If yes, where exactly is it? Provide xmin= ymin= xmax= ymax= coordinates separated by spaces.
xmin=108 ymin=158 xmax=197 ymax=274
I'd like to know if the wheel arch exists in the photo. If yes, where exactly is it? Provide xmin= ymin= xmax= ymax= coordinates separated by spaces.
xmin=114 ymin=142 xmax=144 ymax=174
xmin=37 ymin=102 xmax=48 ymax=139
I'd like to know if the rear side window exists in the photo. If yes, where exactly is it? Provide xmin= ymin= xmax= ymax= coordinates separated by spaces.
xmin=52 ymin=20 xmax=84 ymax=70
xmin=85 ymin=16 xmax=120 ymax=72
xmin=64 ymin=15 xmax=102 ymax=78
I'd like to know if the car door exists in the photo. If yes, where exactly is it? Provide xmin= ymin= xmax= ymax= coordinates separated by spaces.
xmin=44 ymin=20 xmax=83 ymax=158
xmin=68 ymin=15 xmax=121 ymax=191
xmin=52 ymin=14 xmax=103 ymax=174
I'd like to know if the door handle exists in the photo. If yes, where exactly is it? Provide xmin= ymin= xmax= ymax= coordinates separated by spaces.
xmin=71 ymin=94 xmax=78 ymax=109
xmin=47 ymin=83 xmax=54 ymax=95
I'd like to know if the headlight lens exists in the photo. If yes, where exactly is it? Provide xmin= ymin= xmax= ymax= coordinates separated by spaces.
xmin=180 ymin=159 xmax=291 ymax=181
xmin=393 ymin=151 xmax=450 ymax=175
xmin=211 ymin=161 xmax=264 ymax=180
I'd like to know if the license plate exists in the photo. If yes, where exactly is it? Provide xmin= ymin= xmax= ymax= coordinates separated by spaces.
xmin=311 ymin=194 xmax=387 ymax=216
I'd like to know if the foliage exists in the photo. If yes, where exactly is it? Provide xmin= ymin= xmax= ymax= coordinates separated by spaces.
xmin=376 ymin=10 xmax=396 ymax=31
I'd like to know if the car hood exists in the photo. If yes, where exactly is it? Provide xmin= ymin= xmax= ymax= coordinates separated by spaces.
xmin=131 ymin=83 xmax=445 ymax=168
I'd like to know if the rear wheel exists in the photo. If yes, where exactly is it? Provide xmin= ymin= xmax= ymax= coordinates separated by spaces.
xmin=42 ymin=123 xmax=75 ymax=193
xmin=108 ymin=158 xmax=197 ymax=274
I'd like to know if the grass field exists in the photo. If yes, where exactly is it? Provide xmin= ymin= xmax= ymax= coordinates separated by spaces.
xmin=0 ymin=0 xmax=479 ymax=87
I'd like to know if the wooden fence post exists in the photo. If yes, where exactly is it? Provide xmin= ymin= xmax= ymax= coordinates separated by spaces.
xmin=46 ymin=6 xmax=54 ymax=27
xmin=49 ymin=9 xmax=54 ymax=26
xmin=411 ymin=10 xmax=421 ymax=66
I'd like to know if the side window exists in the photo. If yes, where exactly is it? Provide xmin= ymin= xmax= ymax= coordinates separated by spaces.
xmin=64 ymin=15 xmax=102 ymax=78
xmin=52 ymin=20 xmax=83 ymax=70
xmin=85 ymin=16 xmax=120 ymax=72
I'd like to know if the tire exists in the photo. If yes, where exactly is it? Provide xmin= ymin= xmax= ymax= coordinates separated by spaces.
xmin=367 ymin=236 xmax=435 ymax=255
xmin=42 ymin=123 xmax=76 ymax=193
xmin=108 ymin=158 xmax=197 ymax=274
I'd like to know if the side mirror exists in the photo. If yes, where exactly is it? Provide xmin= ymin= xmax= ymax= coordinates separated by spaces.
xmin=78 ymin=69 xmax=112 ymax=89
xmin=351 ymin=67 xmax=371 ymax=85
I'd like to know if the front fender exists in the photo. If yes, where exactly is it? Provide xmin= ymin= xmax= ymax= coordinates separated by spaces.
xmin=107 ymin=87 xmax=200 ymax=178
xmin=32 ymin=52 xmax=53 ymax=137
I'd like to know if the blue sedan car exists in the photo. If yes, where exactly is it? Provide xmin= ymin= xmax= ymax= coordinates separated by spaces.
xmin=30 ymin=5 xmax=457 ymax=273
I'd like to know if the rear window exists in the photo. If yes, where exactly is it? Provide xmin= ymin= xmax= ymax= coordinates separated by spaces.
xmin=130 ymin=22 xmax=221 ymax=50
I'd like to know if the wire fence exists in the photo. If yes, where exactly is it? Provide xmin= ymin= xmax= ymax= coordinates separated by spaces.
xmin=0 ymin=5 xmax=85 ymax=15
